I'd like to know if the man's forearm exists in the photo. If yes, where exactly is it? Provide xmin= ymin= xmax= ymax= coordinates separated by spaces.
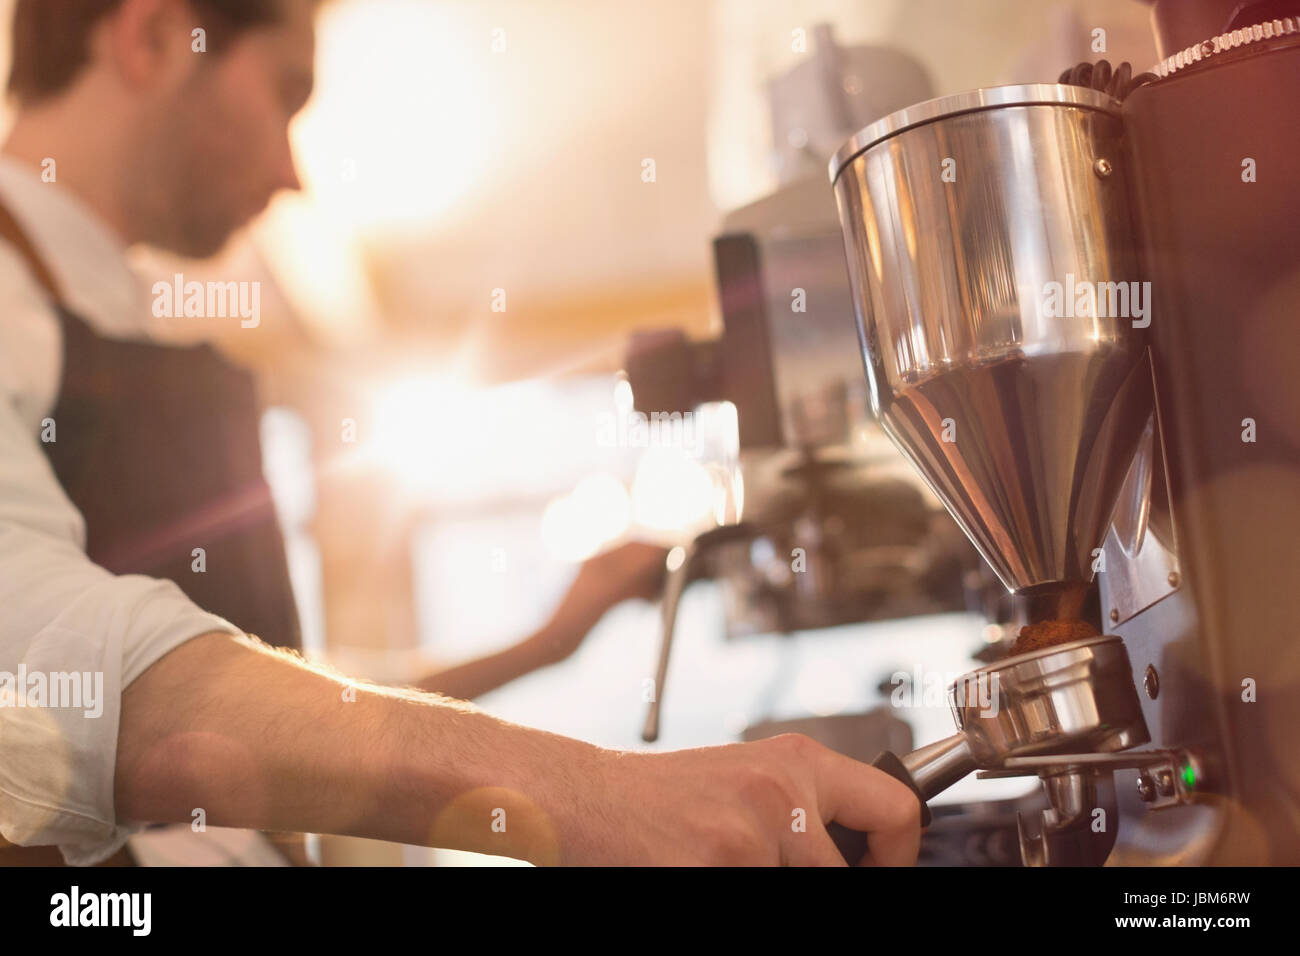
xmin=113 ymin=630 xmax=924 ymax=866
xmin=115 ymin=632 xmax=613 ymax=864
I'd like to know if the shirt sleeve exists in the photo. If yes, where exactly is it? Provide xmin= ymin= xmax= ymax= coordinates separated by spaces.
xmin=0 ymin=394 xmax=242 ymax=865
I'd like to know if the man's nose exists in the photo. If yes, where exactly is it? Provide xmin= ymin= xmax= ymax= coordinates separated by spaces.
xmin=276 ymin=133 xmax=303 ymax=194
xmin=278 ymin=159 xmax=302 ymax=194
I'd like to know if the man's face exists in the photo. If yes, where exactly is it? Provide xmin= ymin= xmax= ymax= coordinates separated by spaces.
xmin=129 ymin=0 xmax=316 ymax=257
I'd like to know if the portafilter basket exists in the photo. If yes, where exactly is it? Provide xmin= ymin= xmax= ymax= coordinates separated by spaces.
xmin=831 ymin=635 xmax=1149 ymax=856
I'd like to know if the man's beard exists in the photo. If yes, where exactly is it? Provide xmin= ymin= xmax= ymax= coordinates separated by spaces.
xmin=126 ymin=111 xmax=247 ymax=257
xmin=171 ymin=205 xmax=241 ymax=259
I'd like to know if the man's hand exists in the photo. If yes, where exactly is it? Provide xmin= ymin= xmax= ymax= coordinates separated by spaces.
xmin=534 ymin=540 xmax=668 ymax=663
xmin=579 ymin=733 xmax=922 ymax=866
xmin=557 ymin=540 xmax=668 ymax=619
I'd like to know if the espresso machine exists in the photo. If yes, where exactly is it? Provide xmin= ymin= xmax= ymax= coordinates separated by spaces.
xmin=619 ymin=30 xmax=1005 ymax=755
xmin=625 ymin=183 xmax=986 ymax=745
xmin=827 ymin=1 xmax=1300 ymax=864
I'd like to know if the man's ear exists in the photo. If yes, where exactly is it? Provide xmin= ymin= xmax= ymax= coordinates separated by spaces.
xmin=94 ymin=0 xmax=197 ymax=95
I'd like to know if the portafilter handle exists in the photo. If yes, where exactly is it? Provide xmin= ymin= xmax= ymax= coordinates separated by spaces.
xmin=640 ymin=539 xmax=697 ymax=743
xmin=641 ymin=522 xmax=759 ymax=743
xmin=828 ymin=734 xmax=977 ymax=863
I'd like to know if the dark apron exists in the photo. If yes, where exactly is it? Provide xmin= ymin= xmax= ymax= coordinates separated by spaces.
xmin=0 ymin=199 xmax=302 ymax=865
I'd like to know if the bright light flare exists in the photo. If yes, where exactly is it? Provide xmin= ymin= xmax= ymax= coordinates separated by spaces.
xmin=630 ymin=447 xmax=718 ymax=534
xmin=368 ymin=373 xmax=481 ymax=493
xmin=540 ymin=474 xmax=632 ymax=562
xmin=291 ymin=0 xmax=496 ymax=234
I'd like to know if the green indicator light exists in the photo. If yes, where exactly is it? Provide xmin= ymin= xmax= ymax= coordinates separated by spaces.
xmin=1181 ymin=764 xmax=1196 ymax=789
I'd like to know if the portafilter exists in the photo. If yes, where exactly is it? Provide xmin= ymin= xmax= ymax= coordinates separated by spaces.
xmin=831 ymin=634 xmax=1149 ymax=859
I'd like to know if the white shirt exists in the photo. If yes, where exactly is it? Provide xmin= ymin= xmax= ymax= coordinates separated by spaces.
xmin=0 ymin=155 xmax=241 ymax=864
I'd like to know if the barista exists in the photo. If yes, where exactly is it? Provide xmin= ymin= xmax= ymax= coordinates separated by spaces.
xmin=0 ymin=0 xmax=921 ymax=866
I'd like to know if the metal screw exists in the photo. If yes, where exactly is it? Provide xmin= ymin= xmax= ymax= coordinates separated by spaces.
xmin=1167 ymin=571 xmax=1180 ymax=588
xmin=1156 ymin=770 xmax=1175 ymax=796
xmin=1144 ymin=664 xmax=1160 ymax=699
xmin=1137 ymin=775 xmax=1156 ymax=801
xmin=1109 ymin=608 xmax=1120 ymax=623
xmin=1094 ymin=157 xmax=1114 ymax=177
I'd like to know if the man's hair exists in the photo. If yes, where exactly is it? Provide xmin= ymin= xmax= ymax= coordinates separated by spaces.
xmin=8 ymin=0 xmax=289 ymax=106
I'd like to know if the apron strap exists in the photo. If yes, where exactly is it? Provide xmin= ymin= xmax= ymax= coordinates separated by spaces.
xmin=0 ymin=194 xmax=67 ymax=305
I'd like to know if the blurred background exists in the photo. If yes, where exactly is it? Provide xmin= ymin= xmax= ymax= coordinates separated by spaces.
xmin=0 ymin=0 xmax=1159 ymax=864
